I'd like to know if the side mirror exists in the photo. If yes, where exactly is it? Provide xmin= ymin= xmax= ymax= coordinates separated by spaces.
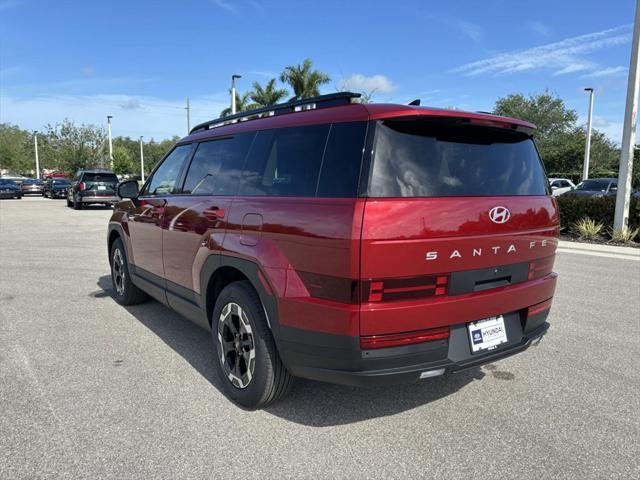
xmin=117 ymin=180 xmax=139 ymax=199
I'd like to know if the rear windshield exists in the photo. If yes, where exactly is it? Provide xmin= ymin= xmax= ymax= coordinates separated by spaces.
xmin=83 ymin=173 xmax=118 ymax=182
xmin=53 ymin=179 xmax=70 ymax=185
xmin=369 ymin=120 xmax=548 ymax=197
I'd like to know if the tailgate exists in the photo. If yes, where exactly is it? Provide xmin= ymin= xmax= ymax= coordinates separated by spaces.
xmin=360 ymin=197 xmax=558 ymax=335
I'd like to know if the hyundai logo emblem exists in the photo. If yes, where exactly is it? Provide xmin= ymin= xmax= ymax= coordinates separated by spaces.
xmin=489 ymin=206 xmax=510 ymax=224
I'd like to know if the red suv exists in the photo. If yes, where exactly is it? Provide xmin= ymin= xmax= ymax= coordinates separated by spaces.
xmin=108 ymin=92 xmax=558 ymax=408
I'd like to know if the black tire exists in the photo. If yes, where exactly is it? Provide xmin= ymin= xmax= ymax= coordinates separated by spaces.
xmin=109 ymin=238 xmax=147 ymax=306
xmin=73 ymin=195 xmax=82 ymax=210
xmin=66 ymin=197 xmax=72 ymax=207
xmin=211 ymin=281 xmax=293 ymax=409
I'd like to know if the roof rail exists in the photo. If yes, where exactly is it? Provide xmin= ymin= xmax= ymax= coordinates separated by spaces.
xmin=189 ymin=91 xmax=361 ymax=134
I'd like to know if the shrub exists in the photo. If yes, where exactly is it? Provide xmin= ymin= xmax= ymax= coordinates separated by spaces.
xmin=571 ymin=217 xmax=604 ymax=239
xmin=610 ymin=226 xmax=640 ymax=243
xmin=556 ymin=196 xmax=640 ymax=232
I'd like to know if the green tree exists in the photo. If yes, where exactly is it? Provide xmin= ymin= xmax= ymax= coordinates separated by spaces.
xmin=42 ymin=119 xmax=107 ymax=173
xmin=112 ymin=145 xmax=137 ymax=176
xmin=494 ymin=90 xmax=577 ymax=140
xmin=144 ymin=137 xmax=180 ymax=174
xmin=280 ymin=58 xmax=330 ymax=100
xmin=0 ymin=123 xmax=33 ymax=173
xmin=493 ymin=91 xmax=618 ymax=178
xmin=220 ymin=91 xmax=254 ymax=117
xmin=249 ymin=79 xmax=288 ymax=107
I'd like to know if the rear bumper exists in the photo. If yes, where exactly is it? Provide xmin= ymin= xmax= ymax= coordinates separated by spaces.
xmin=280 ymin=306 xmax=552 ymax=387
xmin=79 ymin=195 xmax=119 ymax=203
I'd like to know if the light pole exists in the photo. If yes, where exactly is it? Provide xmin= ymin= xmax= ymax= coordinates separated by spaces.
xmin=583 ymin=87 xmax=595 ymax=181
xmin=107 ymin=115 xmax=114 ymax=170
xmin=33 ymin=131 xmax=40 ymax=179
xmin=139 ymin=136 xmax=145 ymax=182
xmin=231 ymin=74 xmax=242 ymax=115
xmin=185 ymin=98 xmax=191 ymax=134
xmin=614 ymin=0 xmax=640 ymax=233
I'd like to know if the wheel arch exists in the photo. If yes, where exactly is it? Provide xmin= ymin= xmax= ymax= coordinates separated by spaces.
xmin=201 ymin=256 xmax=280 ymax=338
xmin=107 ymin=223 xmax=129 ymax=265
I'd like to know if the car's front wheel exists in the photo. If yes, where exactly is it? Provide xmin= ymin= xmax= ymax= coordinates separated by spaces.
xmin=211 ymin=281 xmax=293 ymax=409
xmin=110 ymin=238 xmax=147 ymax=306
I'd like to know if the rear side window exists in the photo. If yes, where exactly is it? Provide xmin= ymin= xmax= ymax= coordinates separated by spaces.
xmin=83 ymin=173 xmax=118 ymax=183
xmin=370 ymin=120 xmax=548 ymax=197
xmin=317 ymin=122 xmax=367 ymax=197
xmin=238 ymin=125 xmax=330 ymax=197
xmin=183 ymin=133 xmax=255 ymax=195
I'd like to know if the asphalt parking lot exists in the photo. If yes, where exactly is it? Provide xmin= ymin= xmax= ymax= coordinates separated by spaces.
xmin=1 ymin=196 xmax=639 ymax=479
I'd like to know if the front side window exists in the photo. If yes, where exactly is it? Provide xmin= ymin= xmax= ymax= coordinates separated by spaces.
xmin=238 ymin=125 xmax=330 ymax=197
xmin=183 ymin=133 xmax=255 ymax=195
xmin=143 ymin=144 xmax=192 ymax=196
xmin=576 ymin=180 xmax=608 ymax=191
xmin=369 ymin=120 xmax=548 ymax=197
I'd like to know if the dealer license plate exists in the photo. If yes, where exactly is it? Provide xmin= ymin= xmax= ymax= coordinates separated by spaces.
xmin=468 ymin=316 xmax=507 ymax=353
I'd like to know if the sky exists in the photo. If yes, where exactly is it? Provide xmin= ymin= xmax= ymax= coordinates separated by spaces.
xmin=0 ymin=0 xmax=637 ymax=143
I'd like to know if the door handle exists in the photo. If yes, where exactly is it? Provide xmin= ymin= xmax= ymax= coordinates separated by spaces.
xmin=203 ymin=207 xmax=225 ymax=220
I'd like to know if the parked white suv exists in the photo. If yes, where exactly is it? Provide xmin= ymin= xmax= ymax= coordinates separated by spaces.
xmin=549 ymin=178 xmax=575 ymax=196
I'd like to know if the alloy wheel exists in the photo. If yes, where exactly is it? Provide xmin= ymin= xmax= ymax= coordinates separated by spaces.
xmin=112 ymin=248 xmax=126 ymax=296
xmin=217 ymin=302 xmax=256 ymax=389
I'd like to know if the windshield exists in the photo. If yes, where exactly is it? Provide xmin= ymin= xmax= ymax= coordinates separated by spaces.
xmin=576 ymin=180 xmax=610 ymax=191
xmin=370 ymin=119 xmax=548 ymax=197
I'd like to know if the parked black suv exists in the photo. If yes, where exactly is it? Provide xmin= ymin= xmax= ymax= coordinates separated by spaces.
xmin=67 ymin=169 xmax=119 ymax=209
xmin=44 ymin=178 xmax=71 ymax=199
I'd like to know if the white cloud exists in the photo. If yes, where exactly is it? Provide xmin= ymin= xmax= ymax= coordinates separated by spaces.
xmin=590 ymin=115 xmax=624 ymax=145
xmin=0 ymin=93 xmax=229 ymax=140
xmin=456 ymin=20 xmax=484 ymax=42
xmin=340 ymin=74 xmax=397 ymax=94
xmin=528 ymin=21 xmax=551 ymax=36
xmin=425 ymin=13 xmax=484 ymax=42
xmin=582 ymin=66 xmax=627 ymax=78
xmin=209 ymin=0 xmax=237 ymax=14
xmin=453 ymin=24 xmax=632 ymax=76
xmin=554 ymin=63 xmax=594 ymax=76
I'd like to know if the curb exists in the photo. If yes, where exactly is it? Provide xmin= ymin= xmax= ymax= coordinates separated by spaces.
xmin=557 ymin=240 xmax=640 ymax=260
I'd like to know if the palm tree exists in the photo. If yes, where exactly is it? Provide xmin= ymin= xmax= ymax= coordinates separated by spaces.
xmin=249 ymin=79 xmax=288 ymax=107
xmin=219 ymin=91 xmax=255 ymax=117
xmin=280 ymin=58 xmax=331 ymax=100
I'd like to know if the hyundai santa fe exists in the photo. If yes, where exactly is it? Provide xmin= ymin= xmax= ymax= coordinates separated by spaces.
xmin=107 ymin=92 xmax=558 ymax=408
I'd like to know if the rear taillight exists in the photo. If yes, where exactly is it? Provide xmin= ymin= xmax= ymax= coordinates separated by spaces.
xmin=78 ymin=182 xmax=86 ymax=191
xmin=528 ymin=255 xmax=555 ymax=280
xmin=360 ymin=326 xmax=450 ymax=349
xmin=363 ymin=275 xmax=449 ymax=303
xmin=528 ymin=298 xmax=553 ymax=317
